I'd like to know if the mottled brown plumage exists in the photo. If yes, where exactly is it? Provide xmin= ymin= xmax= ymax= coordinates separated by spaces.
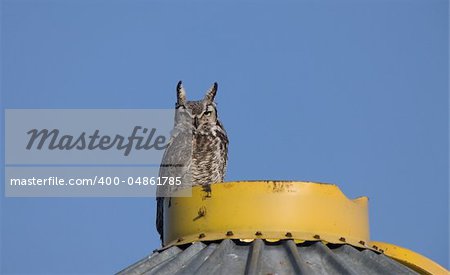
xmin=156 ymin=81 xmax=228 ymax=243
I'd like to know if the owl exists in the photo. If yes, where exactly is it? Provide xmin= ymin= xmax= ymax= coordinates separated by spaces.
xmin=156 ymin=81 xmax=229 ymax=243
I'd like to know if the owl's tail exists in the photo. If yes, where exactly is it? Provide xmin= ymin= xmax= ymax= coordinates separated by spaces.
xmin=156 ymin=197 xmax=164 ymax=244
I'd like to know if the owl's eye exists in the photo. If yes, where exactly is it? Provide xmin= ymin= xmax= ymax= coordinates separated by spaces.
xmin=204 ymin=111 xmax=212 ymax=116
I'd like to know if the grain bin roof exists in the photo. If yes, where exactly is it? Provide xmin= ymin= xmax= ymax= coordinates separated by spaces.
xmin=118 ymin=239 xmax=419 ymax=275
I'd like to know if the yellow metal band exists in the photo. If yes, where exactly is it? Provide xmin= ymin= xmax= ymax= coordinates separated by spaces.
xmin=163 ymin=181 xmax=370 ymax=248
xmin=370 ymin=241 xmax=448 ymax=275
xmin=161 ymin=181 xmax=448 ymax=274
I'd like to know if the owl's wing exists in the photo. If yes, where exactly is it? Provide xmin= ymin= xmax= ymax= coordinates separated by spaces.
xmin=216 ymin=120 xmax=229 ymax=181
xmin=156 ymin=127 xmax=192 ymax=243
xmin=158 ymin=127 xmax=193 ymax=192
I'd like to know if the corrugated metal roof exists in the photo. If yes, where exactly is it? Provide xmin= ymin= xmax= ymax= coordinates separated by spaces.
xmin=117 ymin=239 xmax=419 ymax=275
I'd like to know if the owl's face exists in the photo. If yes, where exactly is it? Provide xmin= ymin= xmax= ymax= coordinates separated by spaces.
xmin=174 ymin=81 xmax=219 ymax=130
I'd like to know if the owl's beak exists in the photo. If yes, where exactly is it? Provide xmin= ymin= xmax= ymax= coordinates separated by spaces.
xmin=194 ymin=117 xmax=199 ymax=128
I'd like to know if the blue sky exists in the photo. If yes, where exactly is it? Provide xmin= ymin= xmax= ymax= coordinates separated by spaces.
xmin=1 ymin=0 xmax=448 ymax=273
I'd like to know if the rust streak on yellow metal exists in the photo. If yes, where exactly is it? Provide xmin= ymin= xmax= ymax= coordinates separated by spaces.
xmin=163 ymin=181 xmax=369 ymax=248
xmin=370 ymin=241 xmax=448 ymax=275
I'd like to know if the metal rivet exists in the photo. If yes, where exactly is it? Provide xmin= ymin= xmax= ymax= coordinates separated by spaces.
xmin=199 ymin=233 xmax=205 ymax=239
xmin=373 ymin=245 xmax=378 ymax=250
xmin=285 ymin=232 xmax=293 ymax=238
xmin=359 ymin=240 xmax=365 ymax=245
xmin=226 ymin=231 xmax=234 ymax=236
xmin=339 ymin=237 xmax=346 ymax=242
xmin=313 ymin=234 xmax=320 ymax=239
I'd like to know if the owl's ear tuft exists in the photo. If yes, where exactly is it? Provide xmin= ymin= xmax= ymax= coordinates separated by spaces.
xmin=204 ymin=82 xmax=218 ymax=103
xmin=176 ymin=81 xmax=186 ymax=106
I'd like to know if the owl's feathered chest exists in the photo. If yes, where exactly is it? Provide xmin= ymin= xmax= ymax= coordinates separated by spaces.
xmin=190 ymin=125 xmax=228 ymax=184
xmin=193 ymin=125 xmax=222 ymax=152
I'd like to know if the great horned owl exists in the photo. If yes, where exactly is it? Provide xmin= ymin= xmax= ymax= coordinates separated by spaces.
xmin=156 ymin=81 xmax=228 ymax=243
